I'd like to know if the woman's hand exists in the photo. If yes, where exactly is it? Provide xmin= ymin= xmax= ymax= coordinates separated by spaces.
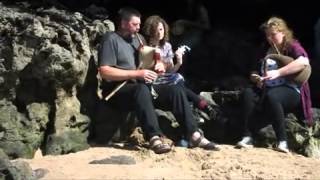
xmin=154 ymin=61 xmax=166 ymax=74
xmin=175 ymin=48 xmax=184 ymax=65
xmin=250 ymin=73 xmax=264 ymax=88
xmin=264 ymin=69 xmax=281 ymax=80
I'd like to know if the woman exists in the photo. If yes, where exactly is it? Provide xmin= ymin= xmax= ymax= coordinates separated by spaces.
xmin=142 ymin=15 xmax=220 ymax=149
xmin=142 ymin=15 xmax=218 ymax=121
xmin=236 ymin=17 xmax=313 ymax=153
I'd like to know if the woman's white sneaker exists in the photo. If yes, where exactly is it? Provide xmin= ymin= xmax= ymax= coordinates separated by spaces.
xmin=236 ymin=136 xmax=253 ymax=148
xmin=275 ymin=141 xmax=289 ymax=153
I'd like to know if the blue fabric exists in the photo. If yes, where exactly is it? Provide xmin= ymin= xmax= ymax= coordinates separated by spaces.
xmin=153 ymin=73 xmax=185 ymax=85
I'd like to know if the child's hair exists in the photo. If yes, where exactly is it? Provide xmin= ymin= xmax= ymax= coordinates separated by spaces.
xmin=142 ymin=15 xmax=169 ymax=47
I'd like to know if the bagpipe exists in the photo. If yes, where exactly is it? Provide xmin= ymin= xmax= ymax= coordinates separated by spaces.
xmin=138 ymin=42 xmax=191 ymax=70
xmin=265 ymin=43 xmax=311 ymax=86
xmin=138 ymin=45 xmax=158 ymax=69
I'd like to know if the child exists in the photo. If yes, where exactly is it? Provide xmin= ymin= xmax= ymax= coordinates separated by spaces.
xmin=142 ymin=15 xmax=218 ymax=121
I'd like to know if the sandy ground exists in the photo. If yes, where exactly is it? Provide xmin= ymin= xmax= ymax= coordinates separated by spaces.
xmin=17 ymin=144 xmax=320 ymax=180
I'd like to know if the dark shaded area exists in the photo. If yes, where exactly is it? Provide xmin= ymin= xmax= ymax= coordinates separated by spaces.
xmin=5 ymin=0 xmax=317 ymax=52
xmin=49 ymin=0 xmax=319 ymax=50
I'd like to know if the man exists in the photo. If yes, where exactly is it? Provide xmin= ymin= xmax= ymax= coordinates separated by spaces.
xmin=98 ymin=7 xmax=219 ymax=154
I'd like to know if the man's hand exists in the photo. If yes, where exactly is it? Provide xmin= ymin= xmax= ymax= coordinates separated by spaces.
xmin=137 ymin=69 xmax=158 ymax=83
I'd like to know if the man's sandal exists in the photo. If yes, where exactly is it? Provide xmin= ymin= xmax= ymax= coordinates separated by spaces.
xmin=149 ymin=136 xmax=172 ymax=154
xmin=189 ymin=134 xmax=220 ymax=151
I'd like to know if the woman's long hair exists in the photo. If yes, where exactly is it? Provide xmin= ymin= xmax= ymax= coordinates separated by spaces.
xmin=260 ymin=16 xmax=295 ymax=52
xmin=142 ymin=15 xmax=169 ymax=47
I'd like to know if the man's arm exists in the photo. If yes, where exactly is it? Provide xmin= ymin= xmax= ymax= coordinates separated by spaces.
xmin=99 ymin=65 xmax=158 ymax=83
xmin=99 ymin=65 xmax=139 ymax=81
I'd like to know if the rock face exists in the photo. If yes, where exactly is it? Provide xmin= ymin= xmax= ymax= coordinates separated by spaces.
xmin=0 ymin=148 xmax=34 ymax=179
xmin=0 ymin=2 xmax=113 ymax=158
xmin=287 ymin=109 xmax=320 ymax=158
xmin=0 ymin=100 xmax=50 ymax=158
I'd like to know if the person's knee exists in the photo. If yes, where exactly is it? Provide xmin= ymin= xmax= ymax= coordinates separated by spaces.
xmin=240 ymin=88 xmax=255 ymax=101
xmin=265 ymin=92 xmax=278 ymax=105
xmin=242 ymin=88 xmax=254 ymax=95
xmin=134 ymin=84 xmax=153 ymax=100
xmin=168 ymin=84 xmax=185 ymax=96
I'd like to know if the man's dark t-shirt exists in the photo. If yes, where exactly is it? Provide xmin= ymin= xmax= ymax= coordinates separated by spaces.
xmin=98 ymin=32 xmax=142 ymax=93
xmin=98 ymin=32 xmax=141 ymax=69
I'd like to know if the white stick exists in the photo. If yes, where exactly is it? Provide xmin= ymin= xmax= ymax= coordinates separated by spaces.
xmin=104 ymin=81 xmax=127 ymax=101
xmin=103 ymin=33 xmax=144 ymax=101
